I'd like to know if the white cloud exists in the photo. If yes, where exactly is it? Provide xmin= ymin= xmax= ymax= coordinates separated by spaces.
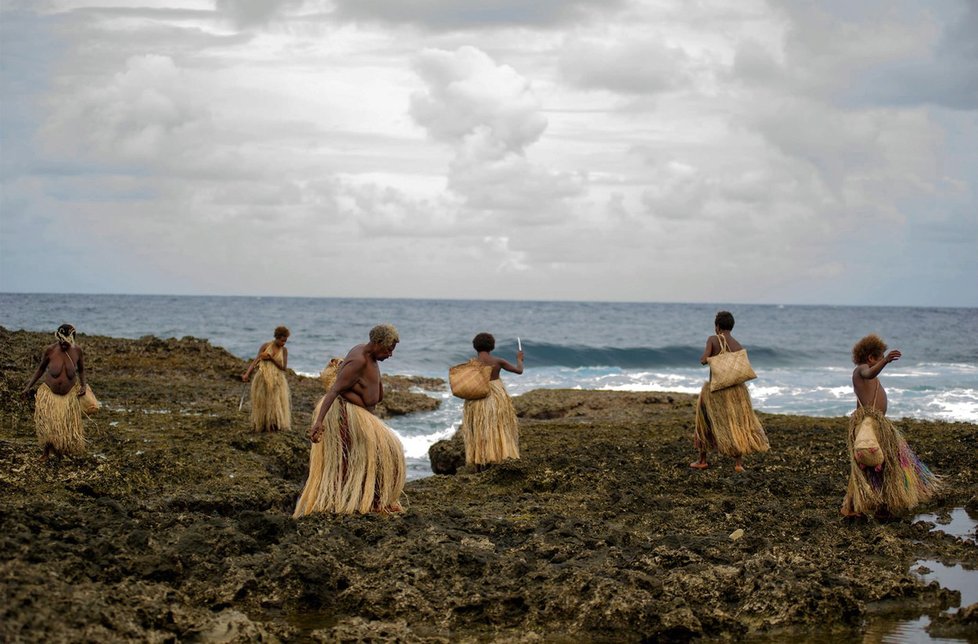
xmin=0 ymin=0 xmax=974 ymax=305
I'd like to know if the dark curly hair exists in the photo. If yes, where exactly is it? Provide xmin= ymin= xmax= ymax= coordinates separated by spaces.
xmin=714 ymin=311 xmax=735 ymax=331
xmin=473 ymin=332 xmax=495 ymax=353
xmin=852 ymin=334 xmax=886 ymax=365
xmin=274 ymin=326 xmax=290 ymax=339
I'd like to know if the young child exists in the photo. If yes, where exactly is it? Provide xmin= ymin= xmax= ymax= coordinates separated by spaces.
xmin=841 ymin=334 xmax=941 ymax=518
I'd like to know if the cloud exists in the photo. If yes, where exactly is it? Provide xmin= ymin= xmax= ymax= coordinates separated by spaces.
xmin=560 ymin=36 xmax=692 ymax=95
xmin=214 ymin=0 xmax=305 ymax=29
xmin=331 ymin=0 xmax=623 ymax=30
xmin=410 ymin=46 xmax=547 ymax=153
xmin=40 ymin=54 xmax=214 ymax=167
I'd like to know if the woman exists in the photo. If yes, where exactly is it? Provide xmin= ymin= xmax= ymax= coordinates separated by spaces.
xmin=242 ymin=326 xmax=291 ymax=432
xmin=460 ymin=332 xmax=524 ymax=468
xmin=691 ymin=311 xmax=769 ymax=472
xmin=841 ymin=334 xmax=941 ymax=518
xmin=21 ymin=324 xmax=88 ymax=460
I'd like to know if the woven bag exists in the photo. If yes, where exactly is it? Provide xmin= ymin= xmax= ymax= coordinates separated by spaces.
xmin=80 ymin=385 xmax=100 ymax=414
xmin=707 ymin=335 xmax=757 ymax=392
xmin=319 ymin=358 xmax=344 ymax=391
xmin=449 ymin=360 xmax=492 ymax=400
xmin=853 ymin=416 xmax=884 ymax=468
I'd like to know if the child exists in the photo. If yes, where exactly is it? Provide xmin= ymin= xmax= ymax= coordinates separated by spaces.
xmin=841 ymin=334 xmax=941 ymax=518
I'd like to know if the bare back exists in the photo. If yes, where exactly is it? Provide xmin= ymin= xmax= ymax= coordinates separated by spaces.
xmin=853 ymin=368 xmax=888 ymax=415
xmin=475 ymin=351 xmax=523 ymax=381
xmin=700 ymin=332 xmax=743 ymax=364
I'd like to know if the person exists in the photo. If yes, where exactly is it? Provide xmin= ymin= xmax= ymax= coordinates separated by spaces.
xmin=841 ymin=334 xmax=941 ymax=519
xmin=691 ymin=311 xmax=769 ymax=472
xmin=460 ymin=332 xmax=524 ymax=469
xmin=293 ymin=324 xmax=406 ymax=516
xmin=21 ymin=324 xmax=88 ymax=461
xmin=241 ymin=326 xmax=291 ymax=432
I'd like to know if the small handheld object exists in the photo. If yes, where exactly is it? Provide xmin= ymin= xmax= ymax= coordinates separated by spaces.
xmin=517 ymin=337 xmax=522 ymax=351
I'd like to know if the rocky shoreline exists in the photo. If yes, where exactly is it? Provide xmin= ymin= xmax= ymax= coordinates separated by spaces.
xmin=1 ymin=327 xmax=976 ymax=642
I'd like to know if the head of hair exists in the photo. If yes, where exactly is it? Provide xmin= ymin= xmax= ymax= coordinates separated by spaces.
xmin=369 ymin=323 xmax=399 ymax=349
xmin=274 ymin=326 xmax=290 ymax=339
xmin=714 ymin=311 xmax=735 ymax=331
xmin=852 ymin=334 xmax=887 ymax=365
xmin=55 ymin=324 xmax=76 ymax=345
xmin=473 ymin=332 xmax=495 ymax=352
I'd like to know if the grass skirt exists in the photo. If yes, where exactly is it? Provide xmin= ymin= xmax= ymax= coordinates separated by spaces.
xmin=694 ymin=382 xmax=769 ymax=457
xmin=34 ymin=383 xmax=85 ymax=456
xmin=842 ymin=407 xmax=941 ymax=516
xmin=461 ymin=379 xmax=520 ymax=466
xmin=250 ymin=360 xmax=291 ymax=432
xmin=293 ymin=397 xmax=406 ymax=517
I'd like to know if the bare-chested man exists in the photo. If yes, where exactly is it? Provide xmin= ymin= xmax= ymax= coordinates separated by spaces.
xmin=841 ymin=334 xmax=940 ymax=518
xmin=294 ymin=324 xmax=406 ymax=516
xmin=21 ymin=324 xmax=88 ymax=460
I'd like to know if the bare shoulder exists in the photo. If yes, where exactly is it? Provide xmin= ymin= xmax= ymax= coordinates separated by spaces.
xmin=342 ymin=346 xmax=368 ymax=367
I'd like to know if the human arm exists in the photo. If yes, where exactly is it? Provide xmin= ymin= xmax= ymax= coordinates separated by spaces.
xmin=856 ymin=350 xmax=901 ymax=380
xmin=75 ymin=349 xmax=87 ymax=396
xmin=499 ymin=351 xmax=524 ymax=375
xmin=699 ymin=337 xmax=717 ymax=365
xmin=21 ymin=351 xmax=50 ymax=399
xmin=241 ymin=343 xmax=268 ymax=381
xmin=273 ymin=346 xmax=288 ymax=372
xmin=309 ymin=355 xmax=365 ymax=443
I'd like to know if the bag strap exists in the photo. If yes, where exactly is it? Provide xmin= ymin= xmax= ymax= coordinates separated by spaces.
xmin=856 ymin=379 xmax=881 ymax=409
xmin=716 ymin=334 xmax=729 ymax=354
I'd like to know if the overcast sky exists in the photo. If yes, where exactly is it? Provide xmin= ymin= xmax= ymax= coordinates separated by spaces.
xmin=1 ymin=0 xmax=975 ymax=306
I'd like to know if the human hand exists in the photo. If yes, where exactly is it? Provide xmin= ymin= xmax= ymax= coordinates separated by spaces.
xmin=241 ymin=373 xmax=249 ymax=382
xmin=885 ymin=350 xmax=902 ymax=364
xmin=308 ymin=421 xmax=324 ymax=443
xmin=517 ymin=351 xmax=524 ymax=361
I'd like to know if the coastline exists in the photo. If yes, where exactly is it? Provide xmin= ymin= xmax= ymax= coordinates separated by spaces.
xmin=1 ymin=328 xmax=976 ymax=641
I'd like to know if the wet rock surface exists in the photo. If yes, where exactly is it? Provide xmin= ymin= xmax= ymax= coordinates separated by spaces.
xmin=2 ymin=327 xmax=977 ymax=642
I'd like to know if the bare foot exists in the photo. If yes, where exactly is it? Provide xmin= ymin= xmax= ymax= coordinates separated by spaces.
xmin=734 ymin=464 xmax=745 ymax=473
xmin=690 ymin=461 xmax=709 ymax=470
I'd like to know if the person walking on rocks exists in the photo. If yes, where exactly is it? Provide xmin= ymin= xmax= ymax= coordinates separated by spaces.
xmin=841 ymin=334 xmax=941 ymax=519
xmin=460 ymin=332 xmax=523 ymax=469
xmin=21 ymin=324 xmax=89 ymax=461
xmin=691 ymin=311 xmax=769 ymax=472
xmin=293 ymin=324 xmax=406 ymax=516
xmin=241 ymin=326 xmax=291 ymax=432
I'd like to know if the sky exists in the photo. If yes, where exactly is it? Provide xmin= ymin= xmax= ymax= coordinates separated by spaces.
xmin=1 ymin=0 xmax=976 ymax=307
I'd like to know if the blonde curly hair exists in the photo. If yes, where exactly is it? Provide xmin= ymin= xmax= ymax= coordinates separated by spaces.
xmin=369 ymin=323 xmax=400 ymax=349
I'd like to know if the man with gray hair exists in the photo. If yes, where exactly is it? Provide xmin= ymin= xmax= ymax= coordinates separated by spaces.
xmin=294 ymin=324 xmax=406 ymax=516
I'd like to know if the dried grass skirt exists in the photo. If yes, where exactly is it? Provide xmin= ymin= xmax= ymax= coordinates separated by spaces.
xmin=250 ymin=361 xmax=291 ymax=432
xmin=841 ymin=407 xmax=941 ymax=516
xmin=694 ymin=382 xmax=769 ymax=457
xmin=293 ymin=397 xmax=406 ymax=517
xmin=34 ymin=383 xmax=85 ymax=456
xmin=461 ymin=379 xmax=520 ymax=466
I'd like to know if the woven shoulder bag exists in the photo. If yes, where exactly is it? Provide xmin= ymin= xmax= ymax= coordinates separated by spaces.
xmin=707 ymin=335 xmax=757 ymax=392
xmin=80 ymin=385 xmax=100 ymax=414
xmin=449 ymin=359 xmax=492 ymax=400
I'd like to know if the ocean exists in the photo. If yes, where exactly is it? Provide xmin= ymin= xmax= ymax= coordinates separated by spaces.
xmin=2 ymin=293 xmax=976 ymax=479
